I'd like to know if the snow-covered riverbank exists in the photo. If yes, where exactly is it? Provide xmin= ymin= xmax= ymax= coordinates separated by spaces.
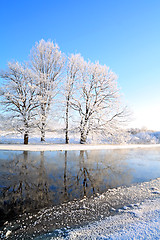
xmin=0 ymin=143 xmax=160 ymax=151
xmin=1 ymin=178 xmax=160 ymax=239
xmin=63 ymin=197 xmax=160 ymax=240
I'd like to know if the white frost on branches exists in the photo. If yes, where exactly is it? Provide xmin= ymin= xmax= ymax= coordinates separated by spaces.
xmin=30 ymin=39 xmax=65 ymax=141
xmin=0 ymin=62 xmax=39 ymax=144
xmin=0 ymin=39 xmax=131 ymax=144
xmin=69 ymin=59 xmax=128 ymax=143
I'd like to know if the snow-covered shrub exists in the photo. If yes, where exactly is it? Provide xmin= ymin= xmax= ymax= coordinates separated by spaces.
xmin=89 ymin=128 xmax=131 ymax=144
xmin=129 ymin=131 xmax=159 ymax=144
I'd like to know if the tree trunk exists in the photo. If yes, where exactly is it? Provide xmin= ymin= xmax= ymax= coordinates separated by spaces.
xmin=65 ymin=101 xmax=69 ymax=144
xmin=65 ymin=131 xmax=69 ymax=144
xmin=80 ymin=132 xmax=87 ymax=144
xmin=41 ymin=122 xmax=45 ymax=142
xmin=41 ymin=132 xmax=45 ymax=142
xmin=24 ymin=133 xmax=29 ymax=144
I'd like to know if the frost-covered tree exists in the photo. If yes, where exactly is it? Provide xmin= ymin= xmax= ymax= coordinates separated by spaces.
xmin=30 ymin=39 xmax=65 ymax=141
xmin=0 ymin=62 xmax=39 ymax=144
xmin=64 ymin=54 xmax=83 ymax=143
xmin=0 ymin=39 xmax=129 ymax=144
xmin=70 ymin=61 xmax=127 ymax=143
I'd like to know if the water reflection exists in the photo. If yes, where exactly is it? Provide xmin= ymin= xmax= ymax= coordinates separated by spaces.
xmin=1 ymin=148 xmax=160 ymax=224
xmin=0 ymin=151 xmax=52 ymax=224
xmin=69 ymin=150 xmax=133 ymax=198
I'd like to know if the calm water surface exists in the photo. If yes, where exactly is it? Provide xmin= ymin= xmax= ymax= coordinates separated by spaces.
xmin=0 ymin=148 xmax=160 ymax=224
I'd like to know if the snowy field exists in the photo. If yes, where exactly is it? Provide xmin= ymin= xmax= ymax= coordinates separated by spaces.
xmin=0 ymin=143 xmax=160 ymax=152
xmin=0 ymin=130 xmax=160 ymax=146
xmin=0 ymin=131 xmax=160 ymax=151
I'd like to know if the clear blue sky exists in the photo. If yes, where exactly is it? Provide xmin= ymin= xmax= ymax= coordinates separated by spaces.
xmin=0 ymin=0 xmax=160 ymax=130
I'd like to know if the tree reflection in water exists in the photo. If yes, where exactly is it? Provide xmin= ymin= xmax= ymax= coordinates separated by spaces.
xmin=0 ymin=151 xmax=51 ymax=224
xmin=65 ymin=150 xmax=133 ymax=199
xmin=0 ymin=149 xmax=133 ymax=224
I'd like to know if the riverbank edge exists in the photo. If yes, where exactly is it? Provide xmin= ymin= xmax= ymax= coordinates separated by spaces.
xmin=2 ymin=177 xmax=160 ymax=239
xmin=0 ymin=143 xmax=160 ymax=151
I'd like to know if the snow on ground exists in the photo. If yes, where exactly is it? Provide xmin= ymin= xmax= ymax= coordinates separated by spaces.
xmin=0 ymin=143 xmax=160 ymax=151
xmin=63 ymin=197 xmax=160 ymax=240
xmin=0 ymin=130 xmax=160 ymax=147
xmin=0 ymin=132 xmax=160 ymax=151
xmin=0 ymin=131 xmax=80 ymax=145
